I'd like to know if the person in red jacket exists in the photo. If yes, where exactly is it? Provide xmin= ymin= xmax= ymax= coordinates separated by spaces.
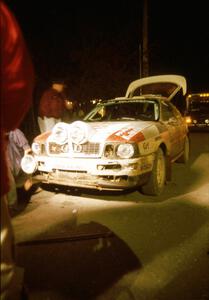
xmin=0 ymin=1 xmax=34 ymax=299
xmin=38 ymin=80 xmax=68 ymax=133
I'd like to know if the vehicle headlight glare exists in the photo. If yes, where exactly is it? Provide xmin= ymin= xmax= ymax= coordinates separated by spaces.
xmin=21 ymin=155 xmax=37 ymax=174
xmin=185 ymin=116 xmax=192 ymax=124
xmin=116 ymin=144 xmax=135 ymax=159
xmin=32 ymin=142 xmax=41 ymax=155
xmin=205 ymin=119 xmax=209 ymax=124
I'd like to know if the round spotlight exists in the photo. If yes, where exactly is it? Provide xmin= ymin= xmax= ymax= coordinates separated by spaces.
xmin=21 ymin=155 xmax=37 ymax=174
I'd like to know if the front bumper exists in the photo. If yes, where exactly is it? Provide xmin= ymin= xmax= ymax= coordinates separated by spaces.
xmin=23 ymin=155 xmax=154 ymax=191
xmin=33 ymin=171 xmax=150 ymax=191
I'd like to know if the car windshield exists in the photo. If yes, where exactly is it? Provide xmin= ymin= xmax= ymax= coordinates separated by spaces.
xmin=84 ymin=100 xmax=159 ymax=122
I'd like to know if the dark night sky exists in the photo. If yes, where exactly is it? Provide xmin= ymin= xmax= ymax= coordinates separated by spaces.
xmin=5 ymin=0 xmax=209 ymax=101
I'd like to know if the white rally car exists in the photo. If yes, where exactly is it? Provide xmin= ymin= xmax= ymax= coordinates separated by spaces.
xmin=21 ymin=75 xmax=189 ymax=195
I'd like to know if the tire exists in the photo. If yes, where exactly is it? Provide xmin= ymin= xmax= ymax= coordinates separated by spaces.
xmin=176 ymin=135 xmax=190 ymax=163
xmin=141 ymin=148 xmax=166 ymax=196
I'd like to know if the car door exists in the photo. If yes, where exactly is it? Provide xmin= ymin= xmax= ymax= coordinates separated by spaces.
xmin=170 ymin=103 xmax=186 ymax=153
xmin=160 ymin=101 xmax=183 ymax=158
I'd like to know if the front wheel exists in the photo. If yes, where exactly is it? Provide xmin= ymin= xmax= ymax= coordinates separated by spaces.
xmin=141 ymin=148 xmax=166 ymax=196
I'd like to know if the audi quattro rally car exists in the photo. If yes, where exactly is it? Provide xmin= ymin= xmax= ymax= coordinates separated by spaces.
xmin=21 ymin=75 xmax=189 ymax=195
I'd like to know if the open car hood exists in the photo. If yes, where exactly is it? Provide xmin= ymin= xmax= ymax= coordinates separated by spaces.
xmin=125 ymin=74 xmax=187 ymax=100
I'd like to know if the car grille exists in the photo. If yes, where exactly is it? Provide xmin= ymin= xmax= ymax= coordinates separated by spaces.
xmin=72 ymin=142 xmax=100 ymax=155
xmin=48 ymin=142 xmax=68 ymax=154
xmin=48 ymin=142 xmax=100 ymax=156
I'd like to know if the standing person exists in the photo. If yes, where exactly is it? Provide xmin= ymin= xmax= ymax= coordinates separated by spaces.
xmin=7 ymin=129 xmax=32 ymax=210
xmin=0 ymin=1 xmax=34 ymax=299
xmin=38 ymin=80 xmax=68 ymax=133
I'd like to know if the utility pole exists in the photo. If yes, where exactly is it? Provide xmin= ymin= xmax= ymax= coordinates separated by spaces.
xmin=139 ymin=42 xmax=142 ymax=78
xmin=142 ymin=0 xmax=149 ymax=77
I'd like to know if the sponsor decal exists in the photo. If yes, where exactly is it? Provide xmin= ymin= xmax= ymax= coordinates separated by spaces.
xmin=107 ymin=127 xmax=145 ymax=142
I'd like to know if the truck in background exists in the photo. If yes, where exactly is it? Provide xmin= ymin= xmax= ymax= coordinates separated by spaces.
xmin=185 ymin=93 xmax=209 ymax=131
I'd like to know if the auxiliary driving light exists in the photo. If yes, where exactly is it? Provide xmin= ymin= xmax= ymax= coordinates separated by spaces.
xmin=21 ymin=155 xmax=37 ymax=174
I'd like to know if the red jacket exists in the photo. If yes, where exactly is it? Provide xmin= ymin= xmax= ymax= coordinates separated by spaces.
xmin=38 ymin=88 xmax=66 ymax=118
xmin=0 ymin=2 xmax=35 ymax=196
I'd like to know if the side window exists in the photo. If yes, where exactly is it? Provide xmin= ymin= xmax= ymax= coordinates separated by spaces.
xmin=161 ymin=101 xmax=175 ymax=121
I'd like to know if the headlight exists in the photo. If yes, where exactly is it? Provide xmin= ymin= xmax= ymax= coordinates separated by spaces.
xmin=116 ymin=144 xmax=135 ymax=159
xmin=205 ymin=119 xmax=209 ymax=124
xmin=52 ymin=125 xmax=68 ymax=144
xmin=32 ymin=142 xmax=41 ymax=155
xmin=21 ymin=155 xmax=37 ymax=174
